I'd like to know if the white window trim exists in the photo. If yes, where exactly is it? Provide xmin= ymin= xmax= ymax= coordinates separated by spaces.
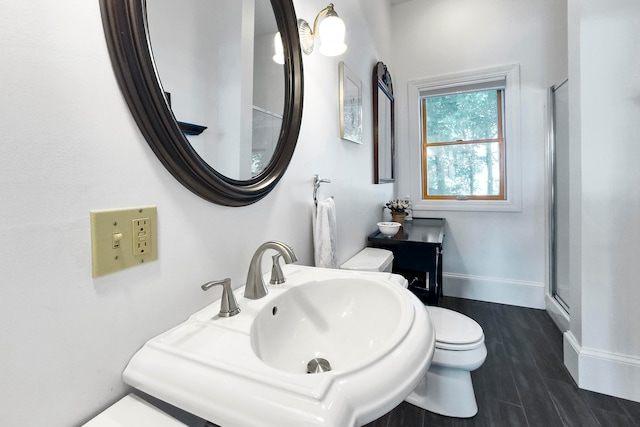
xmin=407 ymin=64 xmax=522 ymax=213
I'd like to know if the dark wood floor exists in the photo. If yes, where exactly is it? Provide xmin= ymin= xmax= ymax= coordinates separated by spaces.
xmin=364 ymin=296 xmax=640 ymax=427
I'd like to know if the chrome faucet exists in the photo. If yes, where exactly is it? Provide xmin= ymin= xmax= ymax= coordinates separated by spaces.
xmin=201 ymin=278 xmax=240 ymax=317
xmin=245 ymin=241 xmax=298 ymax=300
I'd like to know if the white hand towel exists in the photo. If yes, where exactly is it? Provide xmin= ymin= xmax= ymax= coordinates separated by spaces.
xmin=313 ymin=198 xmax=338 ymax=268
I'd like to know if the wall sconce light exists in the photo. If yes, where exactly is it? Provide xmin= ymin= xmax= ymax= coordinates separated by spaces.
xmin=298 ymin=3 xmax=347 ymax=57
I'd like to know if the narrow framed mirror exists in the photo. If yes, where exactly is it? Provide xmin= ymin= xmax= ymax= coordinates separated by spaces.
xmin=373 ymin=61 xmax=395 ymax=184
xmin=99 ymin=0 xmax=303 ymax=206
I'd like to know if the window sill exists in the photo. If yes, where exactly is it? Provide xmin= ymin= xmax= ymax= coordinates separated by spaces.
xmin=412 ymin=198 xmax=522 ymax=213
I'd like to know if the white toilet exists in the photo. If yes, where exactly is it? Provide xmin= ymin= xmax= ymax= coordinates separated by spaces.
xmin=342 ymin=247 xmax=487 ymax=418
xmin=404 ymin=305 xmax=487 ymax=418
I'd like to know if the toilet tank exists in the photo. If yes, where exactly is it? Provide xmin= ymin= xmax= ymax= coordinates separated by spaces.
xmin=340 ymin=248 xmax=394 ymax=272
xmin=82 ymin=394 xmax=187 ymax=427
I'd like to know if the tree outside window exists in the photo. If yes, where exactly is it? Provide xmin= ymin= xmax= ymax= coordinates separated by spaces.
xmin=421 ymin=89 xmax=505 ymax=200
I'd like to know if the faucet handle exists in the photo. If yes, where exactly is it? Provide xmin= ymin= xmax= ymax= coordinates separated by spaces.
xmin=201 ymin=278 xmax=241 ymax=318
xmin=270 ymin=254 xmax=286 ymax=285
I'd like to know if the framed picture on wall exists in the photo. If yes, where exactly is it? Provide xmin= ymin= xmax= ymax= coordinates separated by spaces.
xmin=339 ymin=62 xmax=363 ymax=144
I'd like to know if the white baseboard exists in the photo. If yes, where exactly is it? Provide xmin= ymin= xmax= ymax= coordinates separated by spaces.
xmin=443 ymin=273 xmax=545 ymax=309
xmin=563 ymin=331 xmax=580 ymax=382
xmin=564 ymin=331 xmax=640 ymax=403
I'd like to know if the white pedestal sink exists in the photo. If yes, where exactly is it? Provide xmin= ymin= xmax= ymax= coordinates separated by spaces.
xmin=122 ymin=265 xmax=435 ymax=427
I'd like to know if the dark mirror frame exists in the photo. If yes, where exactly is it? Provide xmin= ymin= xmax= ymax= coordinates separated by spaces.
xmin=99 ymin=0 xmax=304 ymax=206
xmin=373 ymin=61 xmax=395 ymax=184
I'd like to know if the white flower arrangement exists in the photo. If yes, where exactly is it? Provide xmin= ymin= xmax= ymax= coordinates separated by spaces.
xmin=386 ymin=198 xmax=411 ymax=213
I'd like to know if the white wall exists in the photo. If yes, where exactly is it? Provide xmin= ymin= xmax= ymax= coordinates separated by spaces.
xmin=358 ymin=0 xmax=394 ymax=63
xmin=0 ymin=1 xmax=392 ymax=425
xmin=563 ymin=0 xmax=640 ymax=403
xmin=391 ymin=0 xmax=568 ymax=308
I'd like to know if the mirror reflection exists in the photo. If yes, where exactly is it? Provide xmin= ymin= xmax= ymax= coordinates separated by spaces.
xmin=377 ymin=87 xmax=393 ymax=180
xmin=147 ymin=0 xmax=285 ymax=180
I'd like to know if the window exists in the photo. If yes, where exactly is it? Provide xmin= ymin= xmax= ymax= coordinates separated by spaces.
xmin=421 ymin=86 xmax=505 ymax=200
xmin=407 ymin=64 xmax=521 ymax=212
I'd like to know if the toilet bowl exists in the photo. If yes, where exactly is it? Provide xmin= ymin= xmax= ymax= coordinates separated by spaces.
xmin=342 ymin=248 xmax=487 ymax=418
xmin=405 ymin=306 xmax=486 ymax=418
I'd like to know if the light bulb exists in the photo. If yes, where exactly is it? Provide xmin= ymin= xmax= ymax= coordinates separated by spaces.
xmin=272 ymin=32 xmax=285 ymax=65
xmin=318 ymin=15 xmax=347 ymax=56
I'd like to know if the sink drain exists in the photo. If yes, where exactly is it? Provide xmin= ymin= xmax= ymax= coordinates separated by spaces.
xmin=306 ymin=357 xmax=332 ymax=374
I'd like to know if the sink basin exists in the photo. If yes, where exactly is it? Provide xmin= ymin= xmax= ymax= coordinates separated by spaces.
xmin=251 ymin=277 xmax=413 ymax=374
xmin=122 ymin=265 xmax=435 ymax=427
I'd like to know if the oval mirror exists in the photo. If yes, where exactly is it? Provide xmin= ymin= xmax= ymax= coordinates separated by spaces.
xmin=99 ymin=0 xmax=303 ymax=206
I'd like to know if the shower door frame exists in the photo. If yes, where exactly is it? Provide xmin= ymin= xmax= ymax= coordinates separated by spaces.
xmin=547 ymin=79 xmax=570 ymax=317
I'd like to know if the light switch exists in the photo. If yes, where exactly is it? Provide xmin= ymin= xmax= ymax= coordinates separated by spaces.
xmin=90 ymin=206 xmax=158 ymax=278
xmin=112 ymin=232 xmax=123 ymax=249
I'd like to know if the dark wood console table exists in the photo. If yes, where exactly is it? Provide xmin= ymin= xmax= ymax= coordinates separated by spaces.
xmin=368 ymin=218 xmax=445 ymax=305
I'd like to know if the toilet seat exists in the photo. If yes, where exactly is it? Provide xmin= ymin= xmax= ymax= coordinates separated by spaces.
xmin=427 ymin=306 xmax=485 ymax=351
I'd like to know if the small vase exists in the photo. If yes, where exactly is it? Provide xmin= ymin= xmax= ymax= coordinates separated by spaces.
xmin=391 ymin=211 xmax=406 ymax=226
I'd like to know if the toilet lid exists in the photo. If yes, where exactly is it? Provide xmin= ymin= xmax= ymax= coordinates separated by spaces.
xmin=340 ymin=248 xmax=393 ymax=272
xmin=426 ymin=306 xmax=484 ymax=349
